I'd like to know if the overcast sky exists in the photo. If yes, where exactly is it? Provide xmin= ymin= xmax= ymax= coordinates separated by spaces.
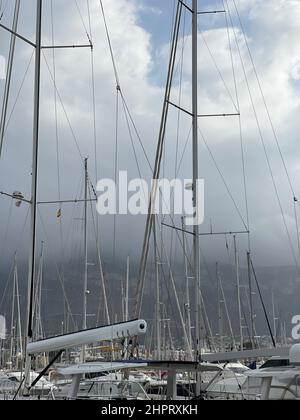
xmin=1 ymin=0 xmax=300 ymax=275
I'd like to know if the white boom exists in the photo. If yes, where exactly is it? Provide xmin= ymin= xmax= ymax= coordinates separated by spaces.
xmin=27 ymin=320 xmax=147 ymax=355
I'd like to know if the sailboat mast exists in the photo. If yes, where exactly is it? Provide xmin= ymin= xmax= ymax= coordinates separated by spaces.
xmin=247 ymin=251 xmax=255 ymax=348
xmin=181 ymin=216 xmax=192 ymax=353
xmin=124 ymin=256 xmax=130 ymax=359
xmin=234 ymin=235 xmax=243 ymax=350
xmin=10 ymin=254 xmax=17 ymax=366
xmin=15 ymin=264 xmax=23 ymax=362
xmin=216 ymin=263 xmax=223 ymax=351
xmin=35 ymin=241 xmax=44 ymax=340
xmin=272 ymin=290 xmax=277 ymax=345
xmin=24 ymin=0 xmax=43 ymax=392
xmin=80 ymin=158 xmax=89 ymax=363
xmin=26 ymin=0 xmax=42 ymax=348
xmin=83 ymin=158 xmax=89 ymax=332
xmin=153 ymin=219 xmax=161 ymax=360
xmin=192 ymin=0 xmax=201 ymax=357
xmin=192 ymin=0 xmax=202 ymax=396
xmin=125 ymin=256 xmax=129 ymax=323
xmin=0 ymin=0 xmax=20 ymax=157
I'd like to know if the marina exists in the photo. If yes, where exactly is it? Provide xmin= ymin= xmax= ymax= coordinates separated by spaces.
xmin=0 ymin=0 xmax=300 ymax=402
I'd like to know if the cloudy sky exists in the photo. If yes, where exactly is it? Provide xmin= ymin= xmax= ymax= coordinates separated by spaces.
xmin=1 ymin=0 xmax=300 ymax=277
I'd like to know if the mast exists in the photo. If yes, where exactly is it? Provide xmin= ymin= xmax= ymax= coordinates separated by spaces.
xmin=181 ymin=217 xmax=192 ymax=353
xmin=83 ymin=158 xmax=88 ymax=331
xmin=81 ymin=158 xmax=88 ymax=363
xmin=0 ymin=0 xmax=20 ymax=158
xmin=34 ymin=241 xmax=44 ymax=340
xmin=272 ymin=290 xmax=277 ymax=345
xmin=234 ymin=235 xmax=243 ymax=350
xmin=121 ymin=279 xmax=125 ymax=321
xmin=124 ymin=256 xmax=130 ymax=359
xmin=15 ymin=263 xmax=23 ymax=365
xmin=134 ymin=2 xmax=182 ymax=320
xmin=192 ymin=0 xmax=202 ymax=396
xmin=9 ymin=254 xmax=23 ymax=367
xmin=247 ymin=251 xmax=255 ymax=348
xmin=10 ymin=254 xmax=17 ymax=366
xmin=24 ymin=0 xmax=43 ymax=392
xmin=199 ymin=291 xmax=217 ymax=352
xmin=153 ymin=219 xmax=161 ymax=360
xmin=125 ymin=257 xmax=129 ymax=323
xmin=217 ymin=265 xmax=237 ymax=350
xmin=216 ymin=263 xmax=223 ymax=352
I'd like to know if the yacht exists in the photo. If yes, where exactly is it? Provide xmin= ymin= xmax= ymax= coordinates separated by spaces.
xmin=205 ymin=344 xmax=300 ymax=400
xmin=0 ymin=370 xmax=55 ymax=399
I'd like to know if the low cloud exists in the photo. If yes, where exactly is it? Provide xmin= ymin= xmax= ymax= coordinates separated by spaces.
xmin=0 ymin=0 xmax=300 ymax=271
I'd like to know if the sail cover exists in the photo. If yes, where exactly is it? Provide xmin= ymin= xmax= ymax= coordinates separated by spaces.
xmin=27 ymin=319 xmax=147 ymax=354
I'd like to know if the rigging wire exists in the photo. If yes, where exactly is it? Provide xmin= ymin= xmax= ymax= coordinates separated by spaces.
xmin=120 ymin=95 xmax=148 ymax=204
xmin=50 ymin=0 xmax=66 ymax=331
xmin=86 ymin=0 xmax=102 ymax=302
xmin=135 ymin=1 xmax=183 ymax=319
xmin=164 ymin=4 xmax=250 ymax=268
xmin=170 ymin=6 xmax=187 ymax=273
xmin=176 ymin=125 xmax=192 ymax=176
xmin=86 ymin=0 xmax=98 ymax=186
xmin=199 ymin=30 xmax=239 ymax=113
xmin=250 ymin=257 xmax=276 ymax=348
xmin=74 ymin=0 xmax=92 ymax=42
xmin=3 ymin=52 xmax=34 ymax=136
xmin=99 ymin=0 xmax=120 ymax=87
xmin=154 ymin=213 xmax=218 ymax=352
xmin=225 ymin=2 xmax=300 ymax=273
xmin=294 ymin=198 xmax=300 ymax=257
xmin=164 ymin=19 xmax=248 ymax=232
xmin=50 ymin=0 xmax=61 ymax=204
xmin=120 ymin=91 xmax=153 ymax=172
xmin=200 ymin=129 xmax=248 ymax=231
xmin=98 ymin=0 xmax=155 ymax=261
xmin=157 ymin=3 xmax=253 ymax=348
xmin=42 ymin=52 xmax=84 ymax=162
xmin=224 ymin=0 xmax=283 ymax=343
xmin=0 ymin=198 xmax=13 ymax=261
xmin=230 ymin=0 xmax=300 ymax=257
xmin=63 ymin=174 xmax=84 ymax=265
xmin=98 ymin=0 xmax=153 ymax=173
xmin=231 ymin=0 xmax=297 ymax=202
xmin=74 ymin=186 xmax=86 ymax=272
xmin=155 ymin=215 xmax=191 ymax=355
xmin=98 ymin=0 xmax=184 ymax=294
xmin=223 ymin=0 xmax=251 ymax=252
xmin=37 ymin=208 xmax=77 ymax=330
xmin=169 ymin=0 xmax=177 ymax=57
xmin=0 ymin=206 xmax=29 ymax=311
xmin=88 ymin=182 xmax=110 ymax=325
xmin=0 ymin=258 xmax=14 ymax=311
xmin=113 ymin=87 xmax=120 ymax=263
xmin=0 ymin=0 xmax=9 ymax=20
xmin=166 ymin=37 xmax=249 ymax=298
xmin=175 ymin=13 xmax=186 ymax=176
